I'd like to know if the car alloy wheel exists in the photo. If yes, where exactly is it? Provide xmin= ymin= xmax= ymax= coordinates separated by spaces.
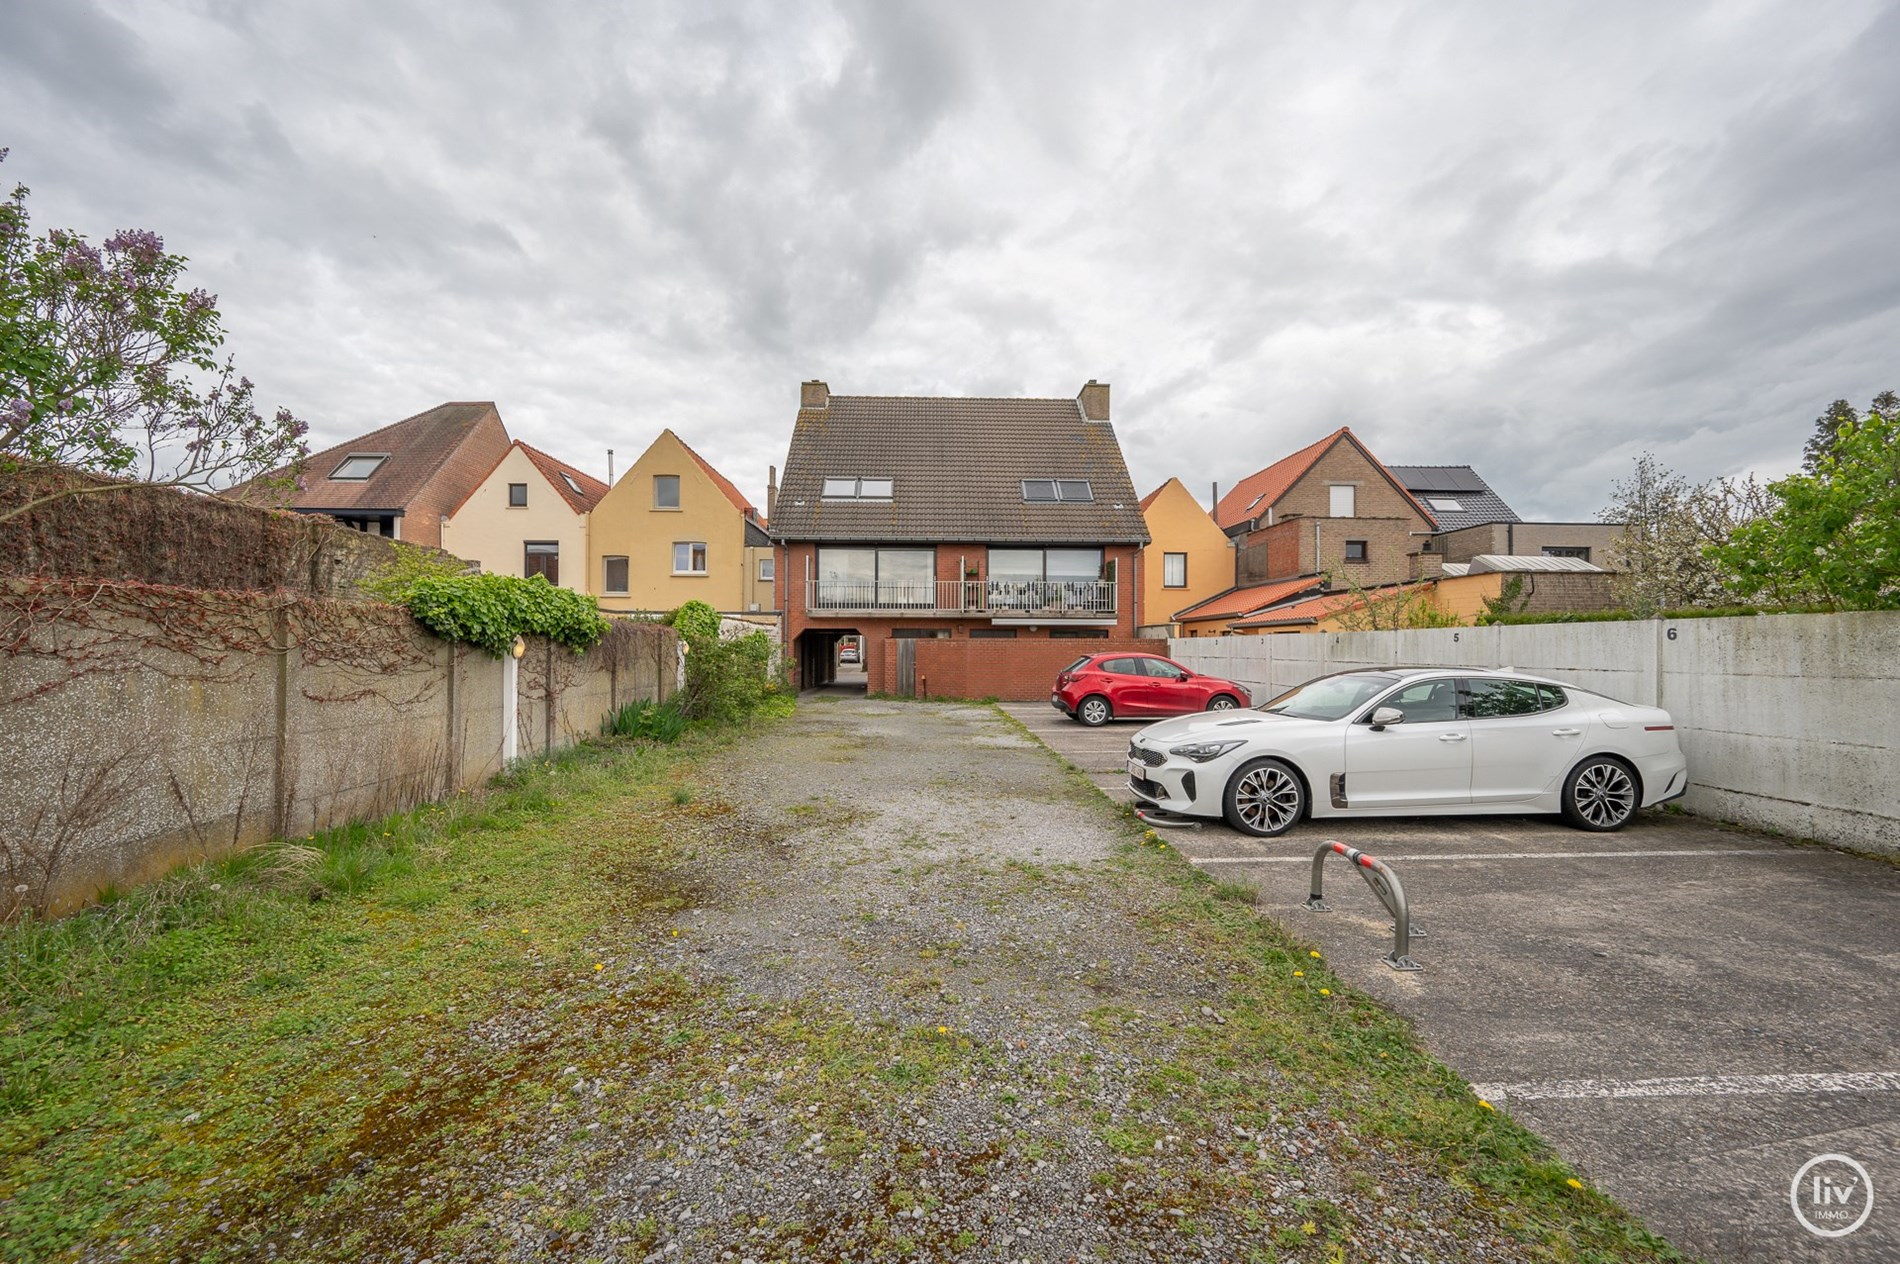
xmin=1208 ymin=694 xmax=1239 ymax=711
xmin=1077 ymin=695 xmax=1111 ymax=726
xmin=1564 ymin=757 xmax=1637 ymax=831
xmin=1224 ymin=757 xmax=1305 ymax=837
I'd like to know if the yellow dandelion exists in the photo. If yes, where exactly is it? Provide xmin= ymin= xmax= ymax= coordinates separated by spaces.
xmin=594 ymin=963 xmax=605 ymax=972
xmin=1478 ymin=1099 xmax=1495 ymax=1111
xmin=937 ymin=1026 xmax=949 ymax=1034
xmin=1308 ymin=950 xmax=1321 ymax=959
xmin=671 ymin=929 xmax=681 ymax=937
xmin=1566 ymin=1178 xmax=1583 ymax=1190
xmin=1318 ymin=988 xmax=1331 ymax=996
xmin=1293 ymin=970 xmax=1304 ymax=977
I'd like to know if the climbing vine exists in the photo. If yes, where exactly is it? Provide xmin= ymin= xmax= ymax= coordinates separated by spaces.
xmin=400 ymin=573 xmax=609 ymax=657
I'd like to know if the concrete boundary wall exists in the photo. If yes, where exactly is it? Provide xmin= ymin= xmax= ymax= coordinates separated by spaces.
xmin=1169 ymin=613 xmax=1900 ymax=855
xmin=0 ymin=580 xmax=677 ymax=915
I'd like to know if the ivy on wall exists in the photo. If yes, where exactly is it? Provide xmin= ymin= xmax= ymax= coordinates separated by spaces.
xmin=401 ymin=573 xmax=610 ymax=657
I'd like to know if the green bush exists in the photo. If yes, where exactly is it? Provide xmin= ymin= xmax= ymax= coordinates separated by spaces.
xmin=600 ymin=697 xmax=690 ymax=742
xmin=663 ymin=599 xmax=786 ymax=722
xmin=401 ymin=572 xmax=610 ymax=656
xmin=1485 ymin=603 xmax=1839 ymax=627
xmin=354 ymin=542 xmax=471 ymax=603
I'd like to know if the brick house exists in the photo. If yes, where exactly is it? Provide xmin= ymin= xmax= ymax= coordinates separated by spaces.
xmin=770 ymin=380 xmax=1151 ymax=699
xmin=262 ymin=401 xmax=512 ymax=549
xmin=1215 ymin=427 xmax=1438 ymax=588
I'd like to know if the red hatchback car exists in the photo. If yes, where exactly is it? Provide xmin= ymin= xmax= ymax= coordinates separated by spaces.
xmin=1052 ymin=653 xmax=1253 ymax=726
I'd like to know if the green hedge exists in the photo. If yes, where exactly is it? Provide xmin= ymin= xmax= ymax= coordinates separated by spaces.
xmin=401 ymin=573 xmax=610 ymax=656
xmin=1483 ymin=603 xmax=1839 ymax=627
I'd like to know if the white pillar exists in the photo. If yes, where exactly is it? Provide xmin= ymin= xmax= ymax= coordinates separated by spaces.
xmin=502 ymin=650 xmax=519 ymax=764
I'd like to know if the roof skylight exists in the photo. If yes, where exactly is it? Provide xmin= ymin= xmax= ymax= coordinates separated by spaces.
xmin=329 ymin=453 xmax=389 ymax=481
xmin=1022 ymin=479 xmax=1094 ymax=503
xmin=821 ymin=477 xmax=893 ymax=500
xmin=1427 ymin=496 xmax=1465 ymax=511
xmin=561 ymin=471 xmax=584 ymax=495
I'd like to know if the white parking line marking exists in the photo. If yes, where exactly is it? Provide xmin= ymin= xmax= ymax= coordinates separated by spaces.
xmin=1187 ymin=848 xmax=1815 ymax=865
xmin=1470 ymin=1071 xmax=1900 ymax=1102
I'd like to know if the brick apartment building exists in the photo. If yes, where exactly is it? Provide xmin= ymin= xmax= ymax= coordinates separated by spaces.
xmin=770 ymin=380 xmax=1152 ymax=700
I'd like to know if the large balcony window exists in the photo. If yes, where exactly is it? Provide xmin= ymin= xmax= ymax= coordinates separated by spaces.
xmin=805 ymin=546 xmax=1115 ymax=619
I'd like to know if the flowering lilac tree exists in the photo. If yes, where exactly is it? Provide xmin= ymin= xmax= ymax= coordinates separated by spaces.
xmin=1 ymin=148 xmax=308 ymax=522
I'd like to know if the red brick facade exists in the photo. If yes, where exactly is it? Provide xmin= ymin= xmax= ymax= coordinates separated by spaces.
xmin=778 ymin=541 xmax=1144 ymax=699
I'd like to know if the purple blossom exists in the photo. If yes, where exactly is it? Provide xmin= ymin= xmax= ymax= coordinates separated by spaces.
xmin=104 ymin=228 xmax=164 ymax=259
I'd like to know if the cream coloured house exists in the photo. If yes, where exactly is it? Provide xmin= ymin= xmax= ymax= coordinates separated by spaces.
xmin=587 ymin=429 xmax=773 ymax=616
xmin=440 ymin=441 xmax=607 ymax=590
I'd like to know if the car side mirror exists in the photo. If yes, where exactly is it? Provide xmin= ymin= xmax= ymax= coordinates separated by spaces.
xmin=1369 ymin=707 xmax=1404 ymax=730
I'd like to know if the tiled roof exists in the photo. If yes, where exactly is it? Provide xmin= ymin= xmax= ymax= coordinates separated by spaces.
xmin=1386 ymin=464 xmax=1521 ymax=531
xmin=1215 ymin=428 xmax=1437 ymax=531
xmin=512 ymin=441 xmax=609 ymax=514
xmin=1172 ymin=575 xmax=1325 ymax=623
xmin=277 ymin=401 xmax=507 ymax=513
xmin=674 ymin=431 xmax=756 ymax=516
xmin=1230 ymin=583 xmax=1429 ymax=629
xmin=771 ymin=394 xmax=1149 ymax=544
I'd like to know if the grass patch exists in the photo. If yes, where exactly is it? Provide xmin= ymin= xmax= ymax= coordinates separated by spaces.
xmin=0 ymin=726 xmax=751 ymax=1263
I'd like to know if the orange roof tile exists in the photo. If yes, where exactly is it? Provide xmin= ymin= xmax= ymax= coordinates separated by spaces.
xmin=518 ymin=441 xmax=609 ymax=513
xmin=1230 ymin=583 xmax=1430 ymax=628
xmin=1213 ymin=428 xmax=1438 ymax=530
xmin=673 ymin=431 xmax=755 ymax=516
xmin=1173 ymin=575 xmax=1326 ymax=623
xmin=1137 ymin=479 xmax=1174 ymax=512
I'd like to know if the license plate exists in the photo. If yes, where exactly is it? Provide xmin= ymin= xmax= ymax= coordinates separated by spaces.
xmin=1127 ymin=758 xmax=1146 ymax=779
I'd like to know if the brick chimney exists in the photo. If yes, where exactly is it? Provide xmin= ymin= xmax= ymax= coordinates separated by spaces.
xmin=1077 ymin=380 xmax=1110 ymax=421
xmin=1410 ymin=550 xmax=1445 ymax=581
xmin=800 ymin=380 xmax=830 ymax=410
xmin=766 ymin=464 xmax=778 ymax=521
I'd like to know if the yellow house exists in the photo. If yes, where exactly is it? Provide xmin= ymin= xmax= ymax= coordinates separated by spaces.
xmin=1137 ymin=478 xmax=1235 ymax=634
xmin=588 ymin=429 xmax=774 ymax=616
xmin=440 ymin=440 xmax=606 ymax=590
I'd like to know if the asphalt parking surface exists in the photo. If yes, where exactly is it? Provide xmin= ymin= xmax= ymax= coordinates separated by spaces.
xmin=1002 ymin=701 xmax=1900 ymax=1262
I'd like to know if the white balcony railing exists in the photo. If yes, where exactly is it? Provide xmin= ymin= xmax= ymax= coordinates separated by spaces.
xmin=807 ymin=578 xmax=1117 ymax=619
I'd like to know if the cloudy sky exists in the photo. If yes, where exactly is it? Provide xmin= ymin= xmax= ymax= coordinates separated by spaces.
xmin=4 ymin=0 xmax=1896 ymax=518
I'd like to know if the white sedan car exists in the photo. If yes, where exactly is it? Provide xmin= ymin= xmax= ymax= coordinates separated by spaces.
xmin=1127 ymin=666 xmax=1687 ymax=837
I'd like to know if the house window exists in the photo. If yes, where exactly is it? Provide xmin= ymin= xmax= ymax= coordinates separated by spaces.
xmin=525 ymin=541 xmax=559 ymax=585
xmin=758 ymin=556 xmax=775 ymax=581
xmin=329 ymin=453 xmax=389 ymax=481
xmin=673 ymin=541 xmax=708 ymax=574
xmin=988 ymin=548 xmax=1103 ymax=583
xmin=508 ymin=482 xmax=528 ymax=507
xmin=891 ymin=627 xmax=950 ymax=639
xmin=1329 ymin=485 xmax=1356 ymax=517
xmin=561 ymin=472 xmax=584 ymax=496
xmin=603 ymin=556 xmax=629 ymax=594
xmin=1344 ymin=540 xmax=1369 ymax=563
xmin=816 ymin=547 xmax=934 ymax=605
xmin=654 ymin=475 xmax=680 ymax=509
xmin=820 ymin=477 xmax=893 ymax=499
xmin=1162 ymin=552 xmax=1187 ymax=588
xmin=1543 ymin=546 xmax=1592 ymax=561
xmin=1050 ymin=628 xmax=1110 ymax=638
xmin=970 ymin=628 xmax=1018 ymax=638
xmin=1021 ymin=479 xmax=1094 ymax=503
xmin=1426 ymin=496 xmax=1465 ymax=512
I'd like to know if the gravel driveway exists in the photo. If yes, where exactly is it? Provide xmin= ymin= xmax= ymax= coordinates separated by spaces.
xmin=413 ymin=695 xmax=1661 ymax=1263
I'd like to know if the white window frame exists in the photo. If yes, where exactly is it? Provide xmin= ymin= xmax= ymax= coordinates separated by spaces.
xmin=673 ymin=541 xmax=708 ymax=575
xmin=758 ymin=556 xmax=775 ymax=581
xmin=329 ymin=453 xmax=389 ymax=481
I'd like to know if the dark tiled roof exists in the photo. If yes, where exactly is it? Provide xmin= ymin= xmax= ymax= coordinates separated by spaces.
xmin=1386 ymin=464 xmax=1521 ymax=531
xmin=771 ymin=395 xmax=1149 ymax=544
xmin=280 ymin=402 xmax=507 ymax=513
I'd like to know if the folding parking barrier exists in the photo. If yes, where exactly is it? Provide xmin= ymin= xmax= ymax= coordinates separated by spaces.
xmin=1301 ymin=840 xmax=1424 ymax=971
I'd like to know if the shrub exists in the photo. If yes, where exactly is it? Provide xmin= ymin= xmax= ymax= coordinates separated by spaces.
xmin=401 ymin=572 xmax=610 ymax=656
xmin=354 ymin=541 xmax=471 ymax=603
xmin=663 ymin=599 xmax=786 ymax=722
xmin=600 ymin=697 xmax=689 ymax=743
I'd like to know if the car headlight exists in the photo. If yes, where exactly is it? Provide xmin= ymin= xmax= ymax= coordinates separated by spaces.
xmin=1168 ymin=740 xmax=1245 ymax=763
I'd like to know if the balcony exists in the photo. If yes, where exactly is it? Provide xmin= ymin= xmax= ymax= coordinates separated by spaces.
xmin=806 ymin=579 xmax=1118 ymax=622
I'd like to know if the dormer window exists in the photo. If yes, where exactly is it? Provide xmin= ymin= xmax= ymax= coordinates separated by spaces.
xmin=330 ymin=453 xmax=389 ymax=481
xmin=1021 ymin=479 xmax=1093 ymax=503
xmin=821 ymin=477 xmax=893 ymax=500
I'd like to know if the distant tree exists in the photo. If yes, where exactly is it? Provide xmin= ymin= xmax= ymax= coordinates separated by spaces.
xmin=1803 ymin=390 xmax=1897 ymax=471
xmin=0 ymin=147 xmax=307 ymax=523
xmin=1713 ymin=403 xmax=1900 ymax=610
xmin=1324 ymin=572 xmax=1463 ymax=631
xmin=1599 ymin=454 xmax=1771 ymax=613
